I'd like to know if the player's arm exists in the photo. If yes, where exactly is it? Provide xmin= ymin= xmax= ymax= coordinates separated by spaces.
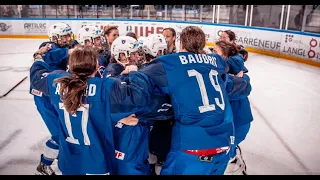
xmin=97 ymin=58 xmax=106 ymax=77
xmin=132 ymin=60 xmax=174 ymax=121
xmin=138 ymin=59 xmax=169 ymax=95
xmin=227 ymin=56 xmax=244 ymax=77
xmin=42 ymin=48 xmax=70 ymax=66
xmin=134 ymin=94 xmax=174 ymax=121
xmin=110 ymin=71 xmax=154 ymax=106
xmin=109 ymin=59 xmax=169 ymax=123
xmin=103 ymin=63 xmax=122 ymax=78
xmin=30 ymin=58 xmax=69 ymax=96
xmin=233 ymin=55 xmax=248 ymax=74
xmin=108 ymin=71 xmax=155 ymax=124
xmin=225 ymin=74 xmax=252 ymax=101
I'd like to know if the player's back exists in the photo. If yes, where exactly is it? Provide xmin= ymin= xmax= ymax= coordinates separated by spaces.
xmin=47 ymin=73 xmax=116 ymax=175
xmin=141 ymin=52 xmax=234 ymax=151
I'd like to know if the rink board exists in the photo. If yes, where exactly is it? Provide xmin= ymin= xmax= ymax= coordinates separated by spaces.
xmin=0 ymin=18 xmax=319 ymax=67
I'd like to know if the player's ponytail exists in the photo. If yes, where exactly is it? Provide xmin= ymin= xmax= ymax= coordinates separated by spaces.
xmin=54 ymin=45 xmax=98 ymax=115
xmin=215 ymin=40 xmax=239 ymax=59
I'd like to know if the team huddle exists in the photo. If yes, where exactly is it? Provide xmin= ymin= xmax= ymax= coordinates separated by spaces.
xmin=29 ymin=22 xmax=253 ymax=175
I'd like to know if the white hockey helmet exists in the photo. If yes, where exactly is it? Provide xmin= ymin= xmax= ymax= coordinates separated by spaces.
xmin=137 ymin=36 xmax=147 ymax=47
xmin=111 ymin=36 xmax=139 ymax=66
xmin=143 ymin=34 xmax=168 ymax=57
xmin=77 ymin=25 xmax=103 ymax=46
xmin=48 ymin=22 xmax=73 ymax=42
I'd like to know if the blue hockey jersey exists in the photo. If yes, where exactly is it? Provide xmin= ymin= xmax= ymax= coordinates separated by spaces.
xmin=139 ymin=52 xmax=251 ymax=150
xmin=228 ymin=74 xmax=253 ymax=127
xmin=103 ymin=63 xmax=125 ymax=78
xmin=104 ymin=61 xmax=173 ymax=174
xmin=29 ymin=60 xmax=153 ymax=175
xmin=226 ymin=54 xmax=248 ymax=75
xmin=30 ymin=42 xmax=69 ymax=137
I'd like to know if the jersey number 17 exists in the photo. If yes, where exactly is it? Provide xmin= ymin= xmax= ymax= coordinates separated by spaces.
xmin=59 ymin=103 xmax=91 ymax=146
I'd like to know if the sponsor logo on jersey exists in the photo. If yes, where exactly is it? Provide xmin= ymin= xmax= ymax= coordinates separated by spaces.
xmin=115 ymin=122 xmax=124 ymax=128
xmin=31 ymin=89 xmax=42 ymax=97
xmin=115 ymin=150 xmax=125 ymax=160
xmin=157 ymin=103 xmax=172 ymax=112
xmin=198 ymin=155 xmax=214 ymax=162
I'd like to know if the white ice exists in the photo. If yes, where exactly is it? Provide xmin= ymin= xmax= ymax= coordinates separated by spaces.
xmin=0 ymin=39 xmax=319 ymax=175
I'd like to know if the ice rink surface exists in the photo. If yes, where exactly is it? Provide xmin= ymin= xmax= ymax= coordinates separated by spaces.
xmin=0 ymin=38 xmax=319 ymax=175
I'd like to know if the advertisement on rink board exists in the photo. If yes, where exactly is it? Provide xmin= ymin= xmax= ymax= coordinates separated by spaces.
xmin=76 ymin=20 xmax=215 ymax=48
xmin=78 ymin=21 xmax=119 ymax=33
xmin=23 ymin=20 xmax=48 ymax=35
xmin=281 ymin=33 xmax=320 ymax=62
xmin=0 ymin=19 xmax=320 ymax=63
xmin=0 ymin=21 xmax=12 ymax=34
xmin=214 ymin=26 xmax=282 ymax=53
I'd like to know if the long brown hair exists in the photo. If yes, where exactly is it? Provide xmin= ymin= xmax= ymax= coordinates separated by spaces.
xmin=215 ymin=41 xmax=239 ymax=58
xmin=223 ymin=30 xmax=242 ymax=52
xmin=54 ymin=46 xmax=98 ymax=115
xmin=180 ymin=26 xmax=206 ymax=54
xmin=223 ymin=30 xmax=236 ymax=43
xmin=104 ymin=26 xmax=118 ymax=36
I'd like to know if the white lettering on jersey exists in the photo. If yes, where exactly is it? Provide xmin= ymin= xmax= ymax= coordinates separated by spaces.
xmin=179 ymin=54 xmax=217 ymax=67
xmin=87 ymin=84 xmax=96 ymax=96
xmin=207 ymin=55 xmax=217 ymax=67
xmin=55 ymin=83 xmax=60 ymax=95
xmin=202 ymin=54 xmax=209 ymax=63
xmin=56 ymin=83 xmax=96 ymax=96
xmin=179 ymin=55 xmax=188 ymax=64
xmin=115 ymin=150 xmax=125 ymax=160
xmin=195 ymin=54 xmax=203 ymax=63
xmin=188 ymin=54 xmax=197 ymax=63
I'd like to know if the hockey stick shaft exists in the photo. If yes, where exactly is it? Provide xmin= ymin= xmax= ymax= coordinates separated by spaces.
xmin=0 ymin=76 xmax=28 ymax=98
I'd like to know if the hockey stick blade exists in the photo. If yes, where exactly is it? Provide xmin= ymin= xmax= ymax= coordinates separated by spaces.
xmin=0 ymin=76 xmax=28 ymax=99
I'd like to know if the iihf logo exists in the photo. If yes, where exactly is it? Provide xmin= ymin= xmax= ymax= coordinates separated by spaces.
xmin=285 ymin=34 xmax=294 ymax=43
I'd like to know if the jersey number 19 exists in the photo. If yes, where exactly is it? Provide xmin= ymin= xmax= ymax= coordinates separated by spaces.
xmin=188 ymin=69 xmax=225 ymax=113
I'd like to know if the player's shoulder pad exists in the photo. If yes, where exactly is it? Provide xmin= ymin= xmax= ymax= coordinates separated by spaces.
xmin=138 ymin=58 xmax=168 ymax=87
xmin=47 ymin=70 xmax=70 ymax=81
xmin=231 ymin=54 xmax=245 ymax=61
xmin=208 ymin=53 xmax=228 ymax=73
xmin=105 ymin=63 xmax=124 ymax=76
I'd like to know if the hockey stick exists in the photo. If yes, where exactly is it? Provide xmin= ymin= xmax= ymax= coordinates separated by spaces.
xmin=0 ymin=76 xmax=28 ymax=99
